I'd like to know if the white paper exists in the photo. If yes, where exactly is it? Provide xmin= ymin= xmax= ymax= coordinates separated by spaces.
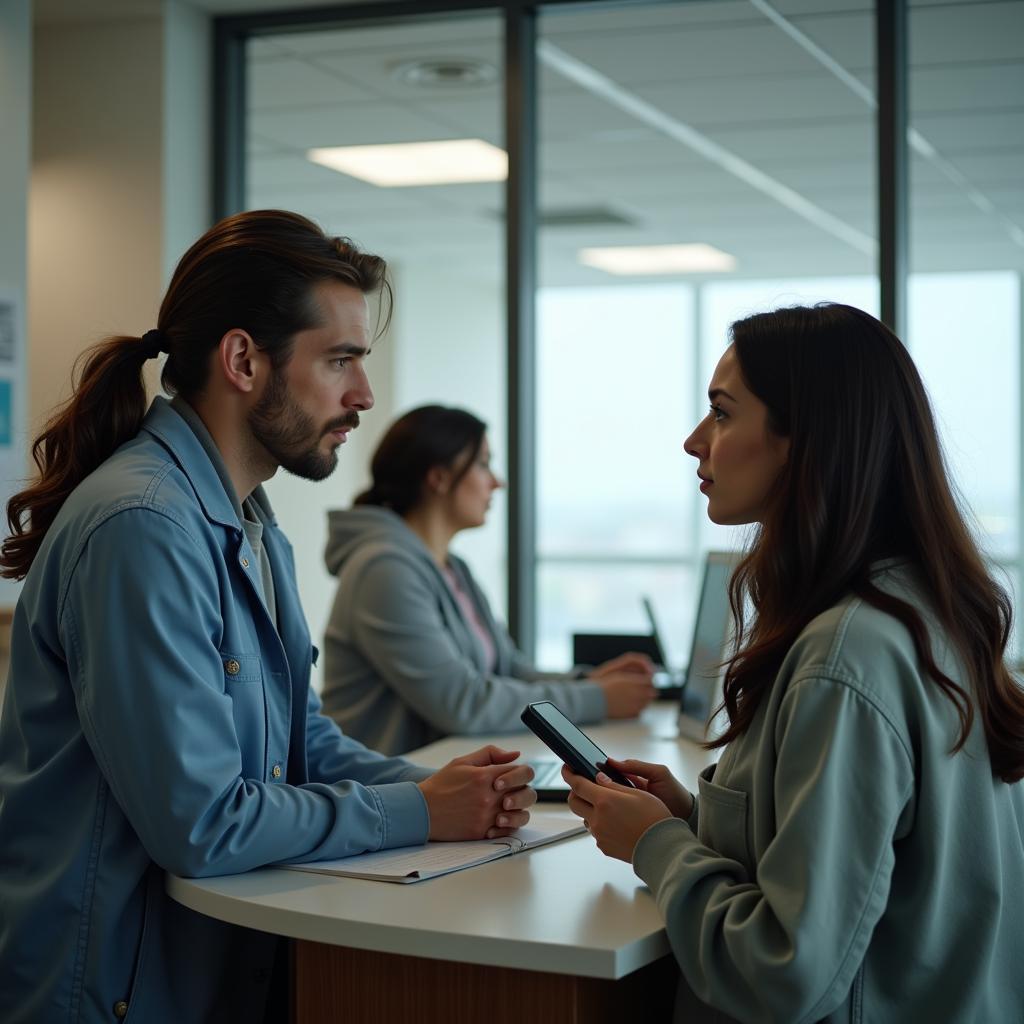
xmin=281 ymin=815 xmax=585 ymax=883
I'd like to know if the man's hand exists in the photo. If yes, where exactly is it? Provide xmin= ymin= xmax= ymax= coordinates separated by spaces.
xmin=418 ymin=746 xmax=537 ymax=841
xmin=562 ymin=765 xmax=671 ymax=863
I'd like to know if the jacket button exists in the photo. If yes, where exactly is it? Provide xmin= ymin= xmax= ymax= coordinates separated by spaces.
xmin=225 ymin=659 xmax=241 ymax=675
xmin=113 ymin=1001 xmax=129 ymax=1019
xmin=271 ymin=764 xmax=282 ymax=779
xmin=240 ymin=556 xmax=250 ymax=568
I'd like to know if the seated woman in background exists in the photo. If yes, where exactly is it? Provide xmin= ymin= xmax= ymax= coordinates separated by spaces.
xmin=563 ymin=303 xmax=1024 ymax=1023
xmin=321 ymin=404 xmax=656 ymax=755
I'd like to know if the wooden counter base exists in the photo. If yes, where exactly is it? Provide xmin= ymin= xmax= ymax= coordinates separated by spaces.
xmin=292 ymin=940 xmax=678 ymax=1024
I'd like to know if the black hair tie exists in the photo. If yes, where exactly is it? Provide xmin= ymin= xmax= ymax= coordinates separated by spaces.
xmin=141 ymin=329 xmax=168 ymax=360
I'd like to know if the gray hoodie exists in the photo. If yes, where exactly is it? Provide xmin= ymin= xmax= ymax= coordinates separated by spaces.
xmin=321 ymin=506 xmax=606 ymax=755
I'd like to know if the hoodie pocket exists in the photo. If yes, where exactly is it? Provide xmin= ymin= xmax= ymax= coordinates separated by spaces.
xmin=697 ymin=767 xmax=754 ymax=871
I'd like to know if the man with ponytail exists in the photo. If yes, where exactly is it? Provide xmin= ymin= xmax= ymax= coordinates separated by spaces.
xmin=0 ymin=210 xmax=536 ymax=1023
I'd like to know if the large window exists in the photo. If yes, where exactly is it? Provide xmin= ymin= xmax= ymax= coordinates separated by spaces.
xmin=908 ymin=0 xmax=1024 ymax=651
xmin=537 ymin=283 xmax=697 ymax=666
xmin=221 ymin=0 xmax=1024 ymax=670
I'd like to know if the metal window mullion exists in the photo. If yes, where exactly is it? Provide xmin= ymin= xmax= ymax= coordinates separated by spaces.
xmin=505 ymin=3 xmax=538 ymax=656
xmin=691 ymin=283 xmax=704 ymax=566
xmin=877 ymin=0 xmax=908 ymax=338
xmin=1018 ymin=274 xmax=1024 ymax=656
xmin=213 ymin=20 xmax=247 ymax=219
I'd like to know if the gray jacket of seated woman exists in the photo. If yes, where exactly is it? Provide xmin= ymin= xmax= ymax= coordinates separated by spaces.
xmin=321 ymin=505 xmax=606 ymax=755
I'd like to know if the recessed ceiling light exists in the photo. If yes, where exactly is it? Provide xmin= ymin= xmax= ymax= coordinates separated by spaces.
xmin=308 ymin=139 xmax=507 ymax=187
xmin=578 ymin=243 xmax=737 ymax=275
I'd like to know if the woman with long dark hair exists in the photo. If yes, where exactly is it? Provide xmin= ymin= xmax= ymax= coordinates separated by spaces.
xmin=563 ymin=304 xmax=1024 ymax=1022
xmin=321 ymin=404 xmax=656 ymax=755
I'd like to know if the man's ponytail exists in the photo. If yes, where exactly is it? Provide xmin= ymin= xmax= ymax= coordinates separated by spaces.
xmin=1 ymin=335 xmax=154 ymax=580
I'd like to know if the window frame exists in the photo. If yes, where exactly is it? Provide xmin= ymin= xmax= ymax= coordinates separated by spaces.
xmin=214 ymin=0 xmax=912 ymax=658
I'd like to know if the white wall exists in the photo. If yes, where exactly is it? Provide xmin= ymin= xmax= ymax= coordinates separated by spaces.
xmin=0 ymin=0 xmax=32 ymax=608
xmin=392 ymin=263 xmax=507 ymax=618
xmin=30 ymin=14 xmax=166 ymax=428
xmin=29 ymin=0 xmax=212 ymax=429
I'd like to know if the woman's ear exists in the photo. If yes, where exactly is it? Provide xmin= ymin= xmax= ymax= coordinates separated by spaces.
xmin=425 ymin=464 xmax=453 ymax=496
xmin=769 ymin=431 xmax=790 ymax=470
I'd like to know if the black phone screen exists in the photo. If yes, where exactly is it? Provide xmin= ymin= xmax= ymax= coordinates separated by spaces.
xmin=522 ymin=701 xmax=634 ymax=786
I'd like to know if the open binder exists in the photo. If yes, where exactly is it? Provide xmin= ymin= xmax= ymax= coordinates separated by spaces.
xmin=281 ymin=815 xmax=585 ymax=884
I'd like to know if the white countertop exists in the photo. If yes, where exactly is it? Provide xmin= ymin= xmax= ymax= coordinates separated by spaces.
xmin=167 ymin=702 xmax=713 ymax=979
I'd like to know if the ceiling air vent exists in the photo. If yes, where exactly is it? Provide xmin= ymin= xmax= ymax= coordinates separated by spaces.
xmin=394 ymin=59 xmax=498 ymax=89
xmin=539 ymin=206 xmax=634 ymax=228
xmin=489 ymin=206 xmax=634 ymax=227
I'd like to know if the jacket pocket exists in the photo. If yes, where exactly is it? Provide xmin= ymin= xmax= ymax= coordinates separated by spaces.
xmin=121 ymin=867 xmax=160 ymax=1023
xmin=696 ymin=766 xmax=754 ymax=871
xmin=221 ymin=651 xmax=267 ymax=778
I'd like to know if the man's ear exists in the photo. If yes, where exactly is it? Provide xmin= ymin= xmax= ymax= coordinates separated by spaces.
xmin=216 ymin=329 xmax=265 ymax=394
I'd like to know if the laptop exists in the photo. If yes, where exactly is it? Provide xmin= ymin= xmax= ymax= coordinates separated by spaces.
xmin=571 ymin=601 xmax=678 ymax=690
xmin=530 ymin=551 xmax=737 ymax=799
xmin=676 ymin=551 xmax=737 ymax=741
xmin=642 ymin=595 xmax=688 ymax=692
xmin=571 ymin=631 xmax=662 ymax=667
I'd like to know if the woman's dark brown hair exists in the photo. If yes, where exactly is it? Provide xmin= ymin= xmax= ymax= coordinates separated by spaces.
xmin=1 ymin=209 xmax=390 ymax=581
xmin=711 ymin=302 xmax=1024 ymax=784
xmin=354 ymin=405 xmax=487 ymax=516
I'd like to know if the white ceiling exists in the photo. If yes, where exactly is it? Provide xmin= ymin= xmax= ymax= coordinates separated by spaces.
xmin=242 ymin=0 xmax=1024 ymax=286
xmin=35 ymin=0 xmax=1024 ymax=285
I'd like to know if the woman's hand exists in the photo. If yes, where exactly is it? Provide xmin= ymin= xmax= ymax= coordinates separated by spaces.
xmin=605 ymin=757 xmax=694 ymax=820
xmin=562 ymin=766 xmax=672 ymax=863
xmin=418 ymin=746 xmax=536 ymax=841
xmin=588 ymin=652 xmax=657 ymax=718
xmin=590 ymin=651 xmax=655 ymax=680
xmin=595 ymin=675 xmax=657 ymax=718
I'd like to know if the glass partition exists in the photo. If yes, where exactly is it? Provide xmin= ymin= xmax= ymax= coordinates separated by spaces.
xmin=535 ymin=0 xmax=877 ymax=666
xmin=245 ymin=13 xmax=506 ymax=683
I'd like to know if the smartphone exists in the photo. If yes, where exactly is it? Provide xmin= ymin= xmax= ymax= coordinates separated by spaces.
xmin=521 ymin=701 xmax=635 ymax=787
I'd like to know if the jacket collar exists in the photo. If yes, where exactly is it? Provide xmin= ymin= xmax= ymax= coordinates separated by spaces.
xmin=141 ymin=396 xmax=278 ymax=531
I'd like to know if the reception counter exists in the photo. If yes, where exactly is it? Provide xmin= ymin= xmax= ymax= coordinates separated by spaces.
xmin=168 ymin=703 xmax=712 ymax=1023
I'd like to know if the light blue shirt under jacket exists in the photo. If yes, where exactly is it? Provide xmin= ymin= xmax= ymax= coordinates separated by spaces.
xmin=0 ymin=397 xmax=431 ymax=1024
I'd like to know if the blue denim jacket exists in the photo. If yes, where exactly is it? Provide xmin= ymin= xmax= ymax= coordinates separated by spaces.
xmin=0 ymin=398 xmax=431 ymax=1023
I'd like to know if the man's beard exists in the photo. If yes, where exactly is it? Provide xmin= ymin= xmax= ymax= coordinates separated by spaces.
xmin=248 ymin=368 xmax=359 ymax=482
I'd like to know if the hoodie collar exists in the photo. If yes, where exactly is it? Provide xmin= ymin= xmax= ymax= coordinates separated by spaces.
xmin=324 ymin=505 xmax=448 ymax=576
